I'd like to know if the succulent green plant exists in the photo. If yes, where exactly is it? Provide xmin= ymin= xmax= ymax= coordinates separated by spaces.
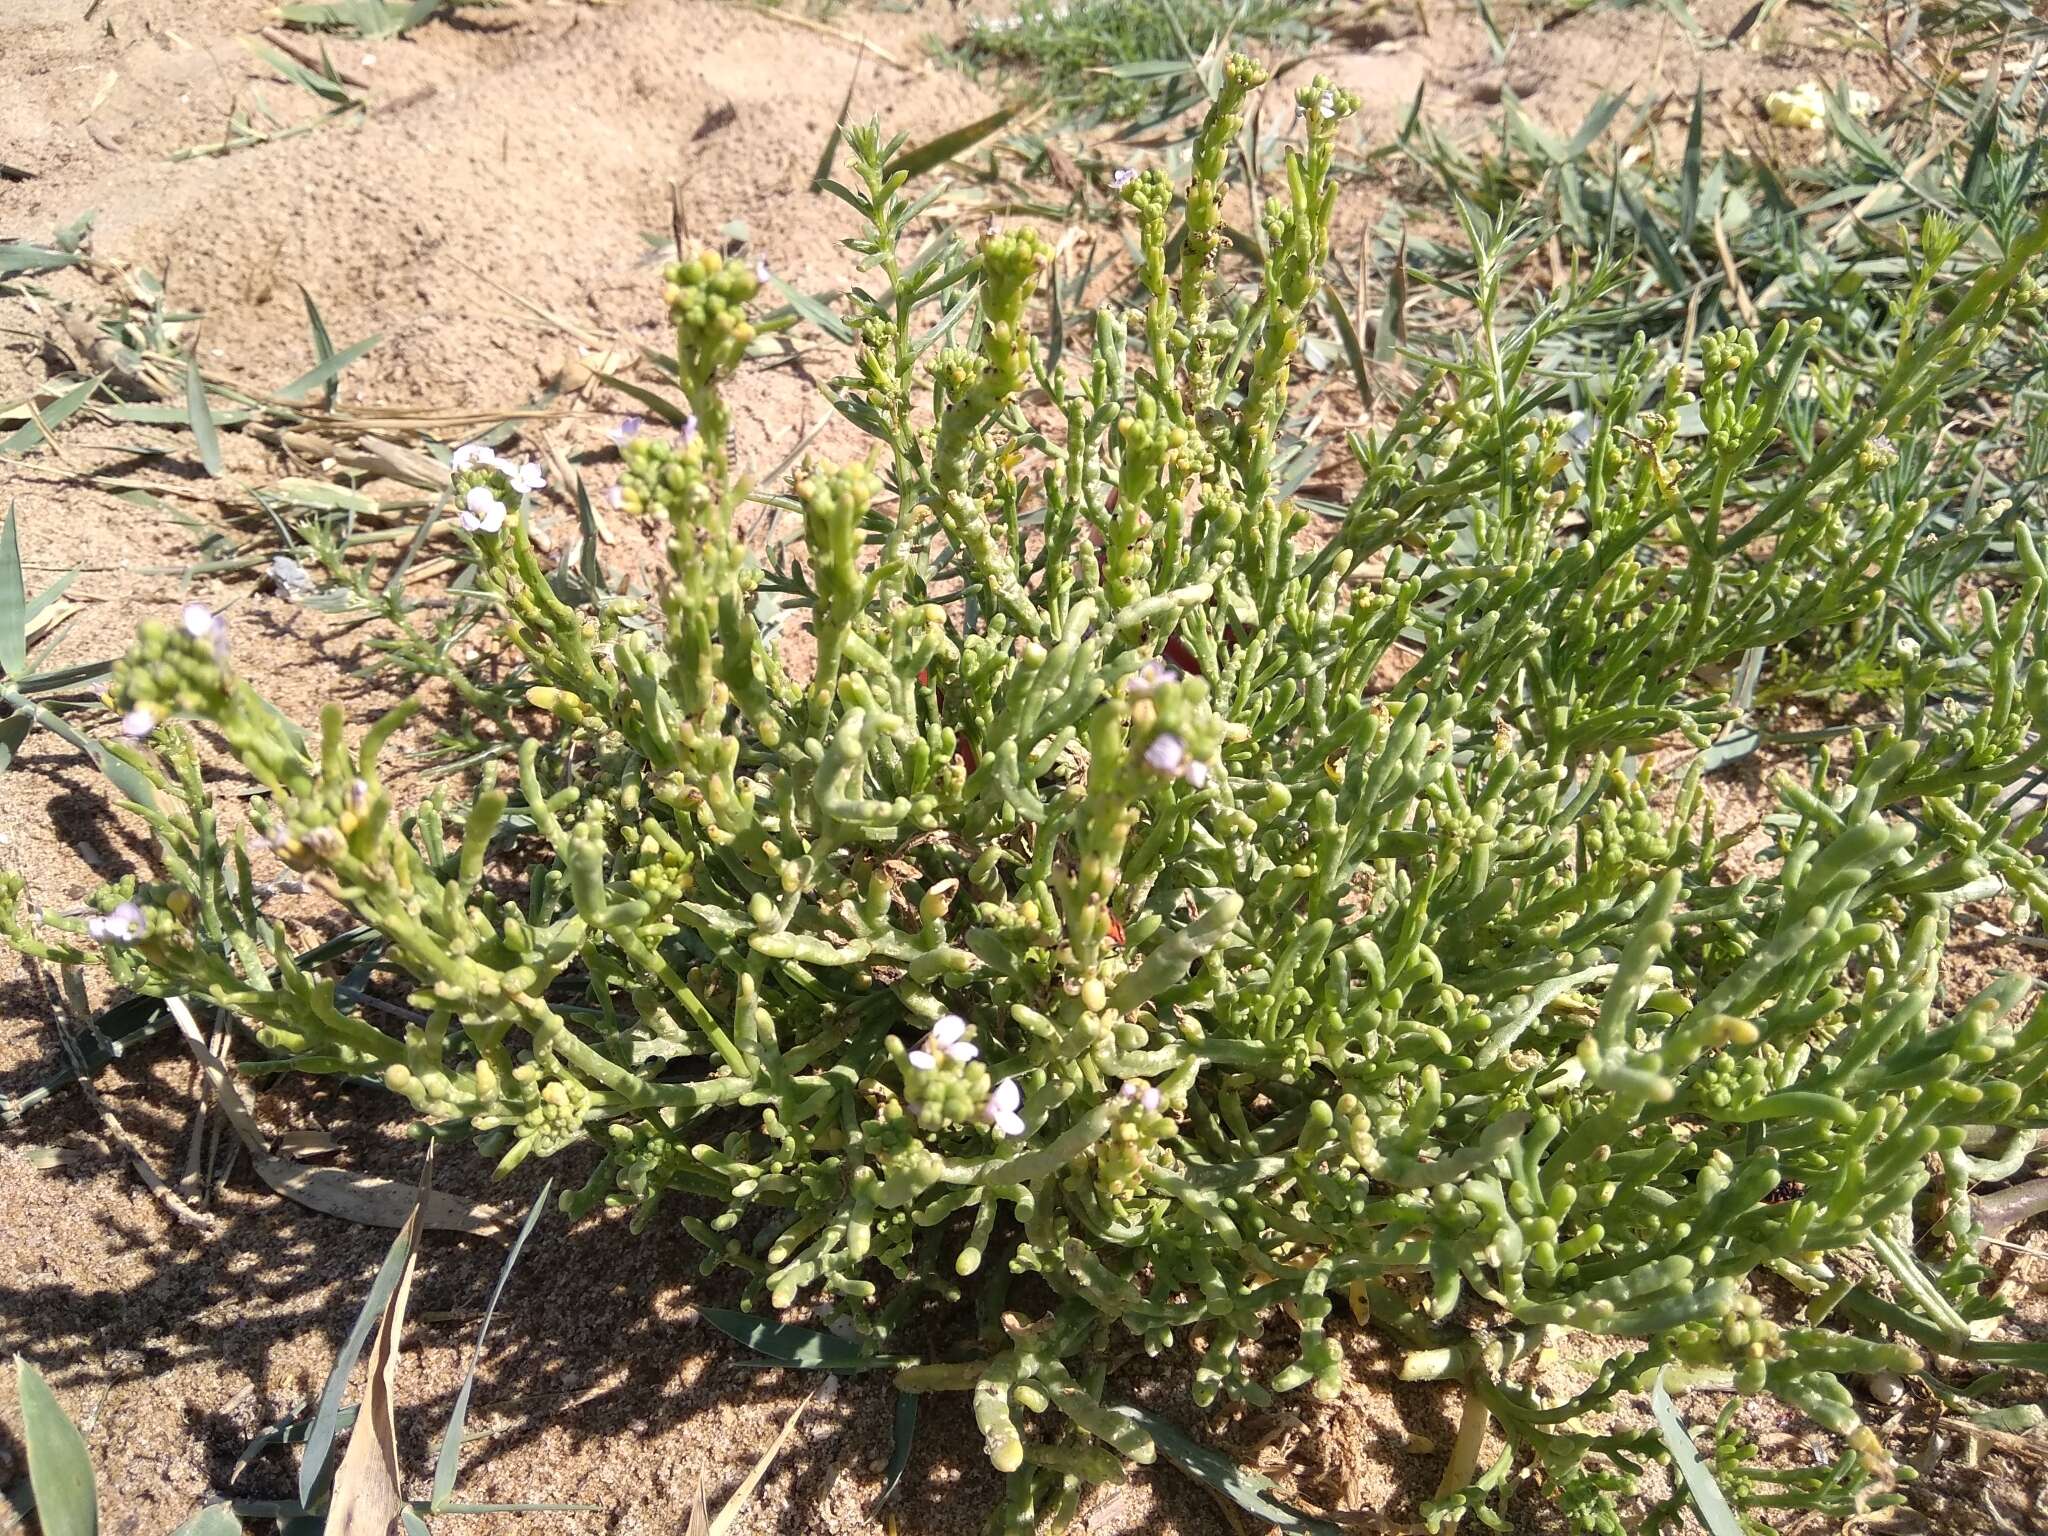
xmin=10 ymin=62 xmax=2048 ymax=1531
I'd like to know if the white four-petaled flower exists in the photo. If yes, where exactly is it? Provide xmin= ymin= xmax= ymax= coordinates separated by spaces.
xmin=1317 ymin=89 xmax=1336 ymax=119
xmin=1111 ymin=166 xmax=1137 ymax=190
xmin=87 ymin=900 xmax=145 ymax=944
xmin=505 ymin=459 xmax=546 ymax=496
xmin=461 ymin=484 xmax=507 ymax=534
xmin=982 ymin=1078 xmax=1024 ymax=1138
xmin=451 ymin=442 xmax=496 ymax=471
xmin=929 ymin=1012 xmax=978 ymax=1064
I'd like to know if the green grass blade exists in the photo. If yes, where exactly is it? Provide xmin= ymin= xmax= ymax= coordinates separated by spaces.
xmin=0 ymin=244 xmax=86 ymax=279
xmin=1678 ymin=82 xmax=1705 ymax=240
xmin=185 ymin=364 xmax=224 ymax=478
xmin=872 ymin=1389 xmax=917 ymax=1512
xmin=765 ymin=278 xmax=855 ymax=345
xmin=1322 ymin=286 xmax=1372 ymax=413
xmin=1649 ymin=1374 xmax=1745 ymax=1536
xmin=430 ymin=1179 xmax=551 ymax=1511
xmin=299 ymin=285 xmax=339 ymax=410
xmin=16 ymin=1356 xmax=98 ymax=1536
xmin=592 ymin=370 xmax=690 ymax=427
xmin=1111 ymin=1404 xmax=1338 ymax=1534
xmin=299 ymin=1218 xmax=420 ymax=1506
xmin=0 ymin=505 xmax=26 ymax=677
xmin=276 ymin=333 xmax=380 ymax=403
xmin=697 ymin=1309 xmax=905 ymax=1370
xmin=169 ymin=1503 xmax=242 ymax=1536
xmin=394 ymin=0 xmax=445 ymax=36
xmin=885 ymin=104 xmax=1021 ymax=183
xmin=1373 ymin=230 xmax=1408 ymax=365
xmin=0 ymin=373 xmax=105 ymax=456
xmin=0 ymin=712 xmax=33 ymax=773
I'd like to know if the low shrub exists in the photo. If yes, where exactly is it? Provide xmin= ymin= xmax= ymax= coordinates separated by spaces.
xmin=10 ymin=61 xmax=2048 ymax=1530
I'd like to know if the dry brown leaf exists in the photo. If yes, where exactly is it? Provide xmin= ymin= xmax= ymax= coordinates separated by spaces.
xmin=254 ymin=1154 xmax=506 ymax=1239
xmin=709 ymin=1379 xmax=827 ymax=1536
xmin=166 ymin=997 xmax=507 ymax=1240
xmin=323 ymin=1191 xmax=424 ymax=1536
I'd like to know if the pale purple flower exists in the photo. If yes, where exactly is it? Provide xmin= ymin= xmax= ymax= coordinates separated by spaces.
xmin=1141 ymin=1086 xmax=1161 ymax=1112
xmin=121 ymin=706 xmax=157 ymax=740
xmin=678 ymin=414 xmax=700 ymax=448
xmin=505 ymin=458 xmax=546 ymax=496
xmin=87 ymin=899 xmax=145 ymax=944
xmin=460 ymin=485 xmax=507 ymax=534
xmin=1119 ymin=1080 xmax=1142 ymax=1101
xmin=608 ymin=484 xmax=625 ymax=511
xmin=982 ymin=1078 xmax=1024 ymax=1138
xmin=1111 ymin=166 xmax=1138 ymax=190
xmin=1126 ymin=658 xmax=1181 ymax=697
xmin=754 ymin=259 xmax=773 ymax=286
xmin=1144 ymin=730 xmax=1211 ymax=788
xmin=1317 ymin=88 xmax=1337 ymax=120
xmin=907 ymin=1048 xmax=937 ymax=1071
xmin=182 ymin=602 xmax=228 ymax=659
xmin=451 ymin=441 xmax=496 ymax=471
xmin=1143 ymin=731 xmax=1188 ymax=776
xmin=608 ymin=415 xmax=644 ymax=446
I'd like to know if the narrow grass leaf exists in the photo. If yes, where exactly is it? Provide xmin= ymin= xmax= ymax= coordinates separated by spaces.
xmin=16 ymin=1356 xmax=98 ymax=1536
xmin=0 ymin=244 xmax=85 ymax=279
xmin=236 ymin=1405 xmax=359 ymax=1482
xmin=1566 ymin=93 xmax=1627 ymax=161
xmin=1699 ymin=724 xmax=1759 ymax=773
xmin=1322 ymin=288 xmax=1372 ymax=413
xmin=169 ymin=1503 xmax=242 ymax=1536
xmin=697 ymin=1309 xmax=904 ymax=1371
xmin=1649 ymin=1374 xmax=1745 ymax=1536
xmin=0 ymin=713 xmax=33 ymax=773
xmin=277 ymin=334 xmax=380 ymax=403
xmin=185 ymin=365 xmax=224 ymax=478
xmin=322 ymin=1187 xmax=424 ymax=1536
xmin=299 ymin=1210 xmax=421 ymax=1505
xmin=1679 ymin=83 xmax=1705 ymax=240
xmin=811 ymin=57 xmax=863 ymax=194
xmin=885 ymin=104 xmax=1021 ymax=183
xmin=0 ymin=505 xmax=27 ymax=676
xmin=0 ymin=373 xmax=105 ymax=456
xmin=708 ymin=1386 xmax=820 ymax=1536
xmin=766 ymin=279 xmax=855 ymax=345
xmin=872 ymin=1389 xmax=917 ymax=1512
xmin=430 ymin=1179 xmax=552 ymax=1510
xmin=300 ymin=286 xmax=342 ymax=410
xmin=1111 ymin=1405 xmax=1337 ymax=1534
xmin=1373 ymin=230 xmax=1407 ymax=365
xmin=593 ymin=371 xmax=690 ymax=428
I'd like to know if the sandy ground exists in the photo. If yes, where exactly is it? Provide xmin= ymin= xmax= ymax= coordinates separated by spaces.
xmin=1 ymin=1 xmax=2035 ymax=1532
